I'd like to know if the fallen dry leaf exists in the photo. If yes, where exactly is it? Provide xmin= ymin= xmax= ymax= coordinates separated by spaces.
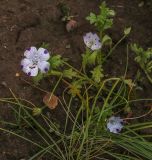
xmin=43 ymin=93 xmax=58 ymax=109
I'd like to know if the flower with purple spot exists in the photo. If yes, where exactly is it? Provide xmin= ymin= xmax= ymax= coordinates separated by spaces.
xmin=107 ymin=116 xmax=124 ymax=134
xmin=28 ymin=72 xmax=31 ymax=76
xmin=21 ymin=46 xmax=50 ymax=76
xmin=44 ymin=49 xmax=48 ymax=54
xmin=83 ymin=32 xmax=102 ymax=50
xmin=44 ymin=67 xmax=49 ymax=72
xmin=27 ymin=47 xmax=31 ymax=51
xmin=21 ymin=65 xmax=23 ymax=69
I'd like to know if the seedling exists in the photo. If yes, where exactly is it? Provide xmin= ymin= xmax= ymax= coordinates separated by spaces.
xmin=131 ymin=43 xmax=152 ymax=84
xmin=58 ymin=2 xmax=78 ymax=32
xmin=86 ymin=2 xmax=115 ymax=34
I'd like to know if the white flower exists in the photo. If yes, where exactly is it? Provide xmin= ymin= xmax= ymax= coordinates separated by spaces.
xmin=107 ymin=116 xmax=124 ymax=134
xmin=21 ymin=47 xmax=50 ymax=76
xmin=83 ymin=32 xmax=102 ymax=50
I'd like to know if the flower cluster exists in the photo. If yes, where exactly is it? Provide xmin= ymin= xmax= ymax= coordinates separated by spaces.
xmin=21 ymin=32 xmax=101 ymax=76
xmin=107 ymin=116 xmax=124 ymax=134
xmin=21 ymin=47 xmax=50 ymax=76
xmin=20 ymin=35 xmax=125 ymax=135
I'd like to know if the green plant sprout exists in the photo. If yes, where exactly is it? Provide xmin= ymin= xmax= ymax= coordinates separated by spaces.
xmin=58 ymin=2 xmax=77 ymax=22
xmin=131 ymin=43 xmax=152 ymax=84
xmin=86 ymin=2 xmax=115 ymax=34
xmin=86 ymin=2 xmax=131 ymax=62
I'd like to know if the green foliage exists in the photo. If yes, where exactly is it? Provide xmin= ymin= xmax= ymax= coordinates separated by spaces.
xmin=86 ymin=2 xmax=115 ymax=33
xmin=124 ymin=27 xmax=132 ymax=35
xmin=32 ymin=107 xmax=42 ymax=116
xmin=68 ymin=81 xmax=82 ymax=97
xmin=49 ymin=55 xmax=65 ymax=69
xmin=82 ymin=50 xmax=98 ymax=67
xmin=58 ymin=2 xmax=76 ymax=22
xmin=58 ymin=2 xmax=70 ymax=17
xmin=131 ymin=43 xmax=152 ymax=83
xmin=146 ymin=61 xmax=152 ymax=73
xmin=63 ymin=68 xmax=77 ymax=79
xmin=102 ymin=34 xmax=112 ymax=45
xmin=124 ymin=79 xmax=136 ymax=88
xmin=1 ymin=77 xmax=152 ymax=160
xmin=33 ymin=72 xmax=44 ymax=85
xmin=91 ymin=65 xmax=104 ymax=83
xmin=131 ymin=44 xmax=152 ymax=69
xmin=41 ymin=42 xmax=49 ymax=49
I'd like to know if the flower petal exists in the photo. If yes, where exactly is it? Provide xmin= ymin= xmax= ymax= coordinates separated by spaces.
xmin=24 ymin=46 xmax=37 ymax=59
xmin=38 ymin=61 xmax=50 ymax=73
xmin=30 ymin=67 xmax=39 ymax=76
xmin=38 ymin=48 xmax=50 ymax=61
xmin=91 ymin=41 xmax=102 ymax=50
xmin=91 ymin=33 xmax=101 ymax=50
xmin=22 ymin=65 xmax=38 ymax=77
xmin=21 ymin=58 xmax=31 ymax=68
xmin=83 ymin=32 xmax=93 ymax=47
xmin=85 ymin=32 xmax=94 ymax=39
xmin=92 ymin=33 xmax=100 ymax=41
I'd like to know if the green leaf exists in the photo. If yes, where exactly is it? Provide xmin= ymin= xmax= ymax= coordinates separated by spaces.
xmin=131 ymin=43 xmax=152 ymax=84
xmin=86 ymin=2 xmax=115 ymax=32
xmin=145 ymin=48 xmax=152 ymax=59
xmin=68 ymin=81 xmax=82 ymax=97
xmin=91 ymin=65 xmax=104 ymax=83
xmin=33 ymin=72 xmax=44 ymax=85
xmin=146 ymin=61 xmax=152 ymax=73
xmin=41 ymin=42 xmax=49 ymax=49
xmin=49 ymin=55 xmax=64 ymax=69
xmin=86 ymin=12 xmax=97 ymax=24
xmin=96 ymin=51 xmax=104 ymax=65
xmin=131 ymin=43 xmax=152 ymax=70
xmin=82 ymin=50 xmax=91 ymax=68
xmin=124 ymin=27 xmax=131 ymax=35
xmin=124 ymin=79 xmax=136 ymax=88
xmin=32 ymin=107 xmax=42 ymax=116
xmin=102 ymin=34 xmax=112 ymax=45
xmin=82 ymin=50 xmax=98 ymax=67
xmin=108 ymin=10 xmax=115 ymax=16
xmin=63 ymin=68 xmax=77 ymax=79
xmin=131 ymin=44 xmax=143 ymax=54
xmin=87 ymin=51 xmax=98 ymax=65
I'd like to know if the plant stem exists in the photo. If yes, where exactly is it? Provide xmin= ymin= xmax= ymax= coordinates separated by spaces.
xmin=145 ymin=70 xmax=152 ymax=85
xmin=104 ymin=34 xmax=127 ymax=62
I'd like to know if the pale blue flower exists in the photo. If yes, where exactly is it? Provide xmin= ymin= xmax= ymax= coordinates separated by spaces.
xmin=107 ymin=116 xmax=124 ymax=134
xmin=21 ymin=47 xmax=50 ymax=76
xmin=83 ymin=32 xmax=102 ymax=50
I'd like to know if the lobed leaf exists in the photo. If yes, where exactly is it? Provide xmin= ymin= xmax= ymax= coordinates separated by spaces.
xmin=91 ymin=65 xmax=104 ymax=83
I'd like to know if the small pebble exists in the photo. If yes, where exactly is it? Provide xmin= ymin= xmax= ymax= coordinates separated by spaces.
xmin=1 ymin=81 xmax=7 ymax=87
xmin=15 ymin=73 xmax=20 ymax=77
xmin=138 ymin=1 xmax=144 ymax=7
xmin=66 ymin=44 xmax=71 ymax=49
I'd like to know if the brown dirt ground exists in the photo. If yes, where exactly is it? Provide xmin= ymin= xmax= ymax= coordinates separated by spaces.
xmin=0 ymin=0 xmax=152 ymax=159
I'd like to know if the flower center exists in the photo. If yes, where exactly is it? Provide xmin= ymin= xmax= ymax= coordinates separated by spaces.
xmin=110 ymin=120 xmax=116 ymax=125
xmin=88 ymin=40 xmax=95 ymax=47
xmin=32 ymin=54 xmax=39 ymax=65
